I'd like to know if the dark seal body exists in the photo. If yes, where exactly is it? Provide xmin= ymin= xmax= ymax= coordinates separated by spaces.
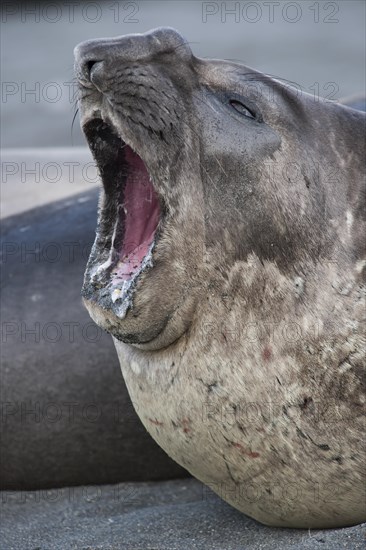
xmin=0 ymin=192 xmax=186 ymax=490
xmin=75 ymin=28 xmax=365 ymax=527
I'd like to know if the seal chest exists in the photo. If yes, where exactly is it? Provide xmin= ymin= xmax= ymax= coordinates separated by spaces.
xmin=75 ymin=27 xmax=366 ymax=528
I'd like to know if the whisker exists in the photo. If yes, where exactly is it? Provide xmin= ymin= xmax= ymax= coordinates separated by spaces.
xmin=71 ymin=107 xmax=79 ymax=145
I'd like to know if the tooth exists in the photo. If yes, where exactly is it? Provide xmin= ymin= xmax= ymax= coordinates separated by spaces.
xmin=111 ymin=288 xmax=122 ymax=302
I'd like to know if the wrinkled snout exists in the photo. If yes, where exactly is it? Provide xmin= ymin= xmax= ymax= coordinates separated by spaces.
xmin=74 ymin=27 xmax=192 ymax=87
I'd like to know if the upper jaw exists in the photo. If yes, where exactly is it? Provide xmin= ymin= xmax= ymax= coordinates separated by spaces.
xmin=76 ymin=61 xmax=203 ymax=347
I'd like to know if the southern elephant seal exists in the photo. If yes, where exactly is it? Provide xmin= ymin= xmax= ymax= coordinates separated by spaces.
xmin=74 ymin=27 xmax=365 ymax=528
xmin=0 ymin=192 xmax=187 ymax=490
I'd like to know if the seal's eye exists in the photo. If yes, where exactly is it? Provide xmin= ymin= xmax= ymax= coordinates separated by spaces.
xmin=229 ymin=99 xmax=256 ymax=119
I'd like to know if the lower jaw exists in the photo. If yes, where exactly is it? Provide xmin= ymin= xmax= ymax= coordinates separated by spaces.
xmin=86 ymin=239 xmax=157 ymax=321
xmin=82 ymin=292 xmax=169 ymax=346
xmin=82 ymin=267 xmax=198 ymax=351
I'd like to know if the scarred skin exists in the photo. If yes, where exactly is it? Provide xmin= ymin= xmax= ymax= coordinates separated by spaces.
xmin=75 ymin=27 xmax=365 ymax=528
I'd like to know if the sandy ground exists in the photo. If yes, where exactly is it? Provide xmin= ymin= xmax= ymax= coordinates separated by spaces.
xmin=1 ymin=147 xmax=96 ymax=218
xmin=2 ymin=479 xmax=366 ymax=549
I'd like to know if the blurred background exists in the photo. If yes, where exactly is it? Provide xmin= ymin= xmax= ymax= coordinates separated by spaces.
xmin=1 ymin=0 xmax=365 ymax=215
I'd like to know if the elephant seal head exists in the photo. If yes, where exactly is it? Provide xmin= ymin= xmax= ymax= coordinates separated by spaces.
xmin=75 ymin=27 xmax=365 ymax=351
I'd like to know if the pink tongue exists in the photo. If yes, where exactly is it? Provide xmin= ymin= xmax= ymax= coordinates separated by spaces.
xmin=116 ymin=146 xmax=160 ymax=280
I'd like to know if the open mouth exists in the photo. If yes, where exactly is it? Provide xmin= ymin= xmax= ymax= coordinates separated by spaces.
xmin=82 ymin=117 xmax=163 ymax=317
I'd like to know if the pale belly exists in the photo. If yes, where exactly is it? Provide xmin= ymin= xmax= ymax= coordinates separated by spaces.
xmin=114 ymin=335 xmax=366 ymax=528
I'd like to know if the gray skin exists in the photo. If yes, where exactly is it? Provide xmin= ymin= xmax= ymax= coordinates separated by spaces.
xmin=75 ymin=28 xmax=365 ymax=528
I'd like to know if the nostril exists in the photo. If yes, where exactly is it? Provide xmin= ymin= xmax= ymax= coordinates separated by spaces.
xmin=84 ymin=59 xmax=100 ymax=80
xmin=86 ymin=60 xmax=98 ymax=77
xmin=74 ymin=41 xmax=105 ymax=85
